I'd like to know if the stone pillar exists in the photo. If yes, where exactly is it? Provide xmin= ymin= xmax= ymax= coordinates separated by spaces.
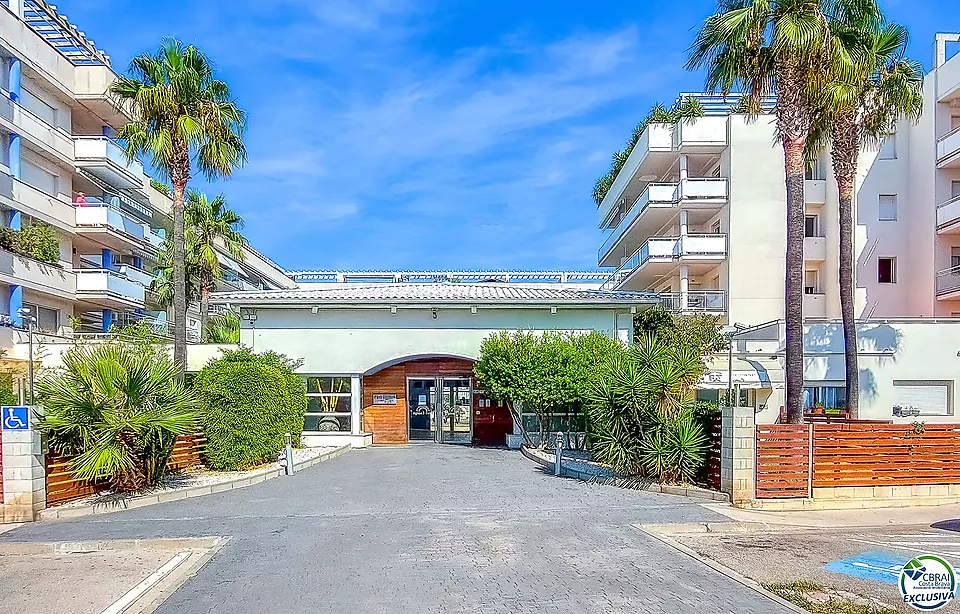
xmin=720 ymin=405 xmax=756 ymax=505
xmin=1 ymin=410 xmax=46 ymax=522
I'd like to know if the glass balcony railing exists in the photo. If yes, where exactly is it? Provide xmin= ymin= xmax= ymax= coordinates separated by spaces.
xmin=75 ymin=204 xmax=146 ymax=240
xmin=74 ymin=269 xmax=146 ymax=303
xmin=936 ymin=264 xmax=960 ymax=296
xmin=938 ymin=127 xmax=960 ymax=164
xmin=607 ymin=234 xmax=727 ymax=287
xmin=937 ymin=195 xmax=960 ymax=229
xmin=658 ymin=291 xmax=726 ymax=312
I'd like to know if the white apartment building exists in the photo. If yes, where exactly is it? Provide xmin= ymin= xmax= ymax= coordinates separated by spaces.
xmin=599 ymin=34 xmax=960 ymax=325
xmin=0 ymin=0 xmax=293 ymax=348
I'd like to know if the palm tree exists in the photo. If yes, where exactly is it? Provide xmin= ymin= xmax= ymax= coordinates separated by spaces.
xmin=809 ymin=18 xmax=923 ymax=418
xmin=688 ymin=0 xmax=870 ymax=422
xmin=110 ymin=38 xmax=246 ymax=372
xmin=185 ymin=191 xmax=247 ymax=339
xmin=36 ymin=343 xmax=197 ymax=491
xmin=205 ymin=311 xmax=241 ymax=344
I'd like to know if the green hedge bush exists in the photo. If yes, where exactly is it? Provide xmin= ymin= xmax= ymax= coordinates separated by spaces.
xmin=194 ymin=348 xmax=307 ymax=471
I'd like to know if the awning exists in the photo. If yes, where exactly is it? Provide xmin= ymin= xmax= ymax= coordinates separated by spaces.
xmin=698 ymin=358 xmax=774 ymax=389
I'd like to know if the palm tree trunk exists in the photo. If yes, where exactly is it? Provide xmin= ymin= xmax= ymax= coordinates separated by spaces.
xmin=199 ymin=277 xmax=211 ymax=343
xmin=783 ymin=138 xmax=806 ymax=424
xmin=171 ymin=176 xmax=188 ymax=375
xmin=832 ymin=117 xmax=860 ymax=418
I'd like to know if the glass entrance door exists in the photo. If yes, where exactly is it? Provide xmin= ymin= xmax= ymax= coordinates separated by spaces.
xmin=438 ymin=378 xmax=472 ymax=444
xmin=406 ymin=377 xmax=473 ymax=443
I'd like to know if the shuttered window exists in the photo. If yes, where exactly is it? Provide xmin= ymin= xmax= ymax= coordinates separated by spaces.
xmin=892 ymin=380 xmax=952 ymax=416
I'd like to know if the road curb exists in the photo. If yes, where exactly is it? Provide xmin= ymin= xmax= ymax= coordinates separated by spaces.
xmin=39 ymin=445 xmax=351 ymax=521
xmin=520 ymin=445 xmax=730 ymax=503
xmin=634 ymin=524 xmax=808 ymax=614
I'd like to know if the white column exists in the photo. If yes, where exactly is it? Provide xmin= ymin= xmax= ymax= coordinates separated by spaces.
xmin=679 ymin=210 xmax=689 ymax=237
xmin=679 ymin=154 xmax=689 ymax=181
xmin=680 ymin=265 xmax=690 ymax=312
xmin=350 ymin=376 xmax=362 ymax=435
xmin=9 ymin=0 xmax=23 ymax=18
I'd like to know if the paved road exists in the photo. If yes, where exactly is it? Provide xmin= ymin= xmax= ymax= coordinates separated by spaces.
xmin=2 ymin=445 xmax=792 ymax=613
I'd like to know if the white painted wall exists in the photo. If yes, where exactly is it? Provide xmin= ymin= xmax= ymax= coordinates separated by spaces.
xmin=239 ymin=307 xmax=635 ymax=374
xmin=725 ymin=115 xmax=787 ymax=325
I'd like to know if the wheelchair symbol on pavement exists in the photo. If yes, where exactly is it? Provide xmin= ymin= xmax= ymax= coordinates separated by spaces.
xmin=2 ymin=406 xmax=29 ymax=430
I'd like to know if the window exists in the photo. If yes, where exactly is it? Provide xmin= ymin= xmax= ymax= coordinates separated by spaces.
xmin=878 ymin=134 xmax=897 ymax=159
xmin=304 ymin=376 xmax=352 ymax=432
xmin=804 ymin=270 xmax=819 ymax=294
xmin=952 ymin=180 xmax=960 ymax=200
xmin=878 ymin=257 xmax=897 ymax=283
xmin=878 ymin=195 xmax=897 ymax=221
xmin=22 ymin=302 xmax=58 ymax=333
xmin=805 ymin=159 xmax=826 ymax=180
xmin=20 ymin=87 xmax=57 ymax=127
xmin=803 ymin=386 xmax=847 ymax=409
xmin=892 ymin=380 xmax=953 ymax=416
xmin=952 ymin=116 xmax=960 ymax=131
xmin=952 ymin=247 xmax=960 ymax=269
xmin=804 ymin=215 xmax=819 ymax=238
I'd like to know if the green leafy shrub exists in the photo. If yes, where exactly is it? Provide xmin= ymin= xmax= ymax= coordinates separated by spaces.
xmin=36 ymin=343 xmax=197 ymax=491
xmin=18 ymin=221 xmax=60 ymax=264
xmin=194 ymin=348 xmax=307 ymax=470
xmin=586 ymin=334 xmax=710 ymax=483
xmin=0 ymin=226 xmax=19 ymax=253
xmin=204 ymin=312 xmax=240 ymax=343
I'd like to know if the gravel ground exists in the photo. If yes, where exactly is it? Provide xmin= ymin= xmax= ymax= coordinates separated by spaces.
xmin=56 ymin=447 xmax=337 ymax=509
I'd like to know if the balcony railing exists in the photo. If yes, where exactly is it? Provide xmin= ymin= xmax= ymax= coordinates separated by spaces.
xmin=599 ymin=179 xmax=729 ymax=262
xmin=937 ymin=195 xmax=960 ymax=229
xmin=608 ymin=234 xmax=727 ymax=285
xmin=75 ymin=204 xmax=147 ymax=240
xmin=75 ymin=269 xmax=146 ymax=303
xmin=116 ymin=264 xmax=154 ymax=287
xmin=937 ymin=265 xmax=960 ymax=296
xmin=658 ymin=291 xmax=725 ymax=312
xmin=937 ymin=127 xmax=960 ymax=164
xmin=74 ymin=136 xmax=144 ymax=181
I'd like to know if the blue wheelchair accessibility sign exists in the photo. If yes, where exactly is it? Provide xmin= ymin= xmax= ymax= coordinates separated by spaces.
xmin=2 ymin=406 xmax=29 ymax=430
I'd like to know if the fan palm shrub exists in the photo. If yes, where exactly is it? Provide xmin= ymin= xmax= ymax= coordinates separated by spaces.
xmin=36 ymin=343 xmax=197 ymax=491
xmin=111 ymin=38 xmax=246 ymax=372
xmin=586 ymin=334 xmax=709 ymax=482
xmin=204 ymin=312 xmax=241 ymax=344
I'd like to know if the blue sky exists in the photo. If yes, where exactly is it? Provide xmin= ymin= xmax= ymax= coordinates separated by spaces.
xmin=64 ymin=0 xmax=948 ymax=271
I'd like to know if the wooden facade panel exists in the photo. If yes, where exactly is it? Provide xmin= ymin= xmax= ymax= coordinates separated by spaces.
xmin=362 ymin=358 xmax=476 ymax=445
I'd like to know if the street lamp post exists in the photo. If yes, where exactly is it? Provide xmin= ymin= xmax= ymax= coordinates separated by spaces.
xmin=722 ymin=323 xmax=748 ymax=409
xmin=17 ymin=307 xmax=36 ymax=404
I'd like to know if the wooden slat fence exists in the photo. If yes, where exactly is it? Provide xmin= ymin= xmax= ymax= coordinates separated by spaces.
xmin=756 ymin=424 xmax=811 ymax=499
xmin=756 ymin=422 xmax=960 ymax=499
xmin=45 ymin=434 xmax=206 ymax=507
xmin=813 ymin=423 xmax=960 ymax=487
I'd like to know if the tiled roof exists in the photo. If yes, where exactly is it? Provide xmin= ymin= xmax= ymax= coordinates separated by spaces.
xmin=211 ymin=283 xmax=657 ymax=306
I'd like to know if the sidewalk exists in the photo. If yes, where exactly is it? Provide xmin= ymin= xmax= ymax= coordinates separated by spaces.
xmin=699 ymin=502 xmax=960 ymax=530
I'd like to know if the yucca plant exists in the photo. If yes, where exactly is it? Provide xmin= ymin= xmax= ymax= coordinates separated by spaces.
xmin=204 ymin=311 xmax=241 ymax=344
xmin=36 ymin=343 xmax=198 ymax=491
xmin=641 ymin=412 xmax=709 ymax=484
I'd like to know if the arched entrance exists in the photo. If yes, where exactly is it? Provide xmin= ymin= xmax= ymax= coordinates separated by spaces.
xmin=361 ymin=356 xmax=512 ymax=445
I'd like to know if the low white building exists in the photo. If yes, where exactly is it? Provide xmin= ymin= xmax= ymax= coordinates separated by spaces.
xmin=212 ymin=283 xmax=656 ymax=448
xmin=713 ymin=319 xmax=960 ymax=425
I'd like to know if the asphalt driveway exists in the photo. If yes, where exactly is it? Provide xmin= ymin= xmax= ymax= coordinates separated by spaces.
xmin=1 ymin=445 xmax=793 ymax=613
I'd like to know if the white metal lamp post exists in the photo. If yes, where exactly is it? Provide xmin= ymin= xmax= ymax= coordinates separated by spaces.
xmin=721 ymin=323 xmax=748 ymax=409
xmin=17 ymin=307 xmax=36 ymax=404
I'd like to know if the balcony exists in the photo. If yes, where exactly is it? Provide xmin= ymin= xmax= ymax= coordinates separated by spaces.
xmin=74 ymin=137 xmax=144 ymax=189
xmin=0 ymin=98 xmax=75 ymax=163
xmin=937 ymin=265 xmax=960 ymax=299
xmin=74 ymin=269 xmax=145 ymax=308
xmin=937 ymin=128 xmax=960 ymax=168
xmin=671 ymin=116 xmax=728 ymax=152
xmin=937 ymin=195 xmax=960 ymax=233
xmin=598 ymin=179 xmax=728 ymax=266
xmin=805 ymin=180 xmax=827 ymax=205
xmin=10 ymin=179 xmax=75 ymax=231
xmin=0 ymin=248 xmax=75 ymax=299
xmin=117 ymin=264 xmax=155 ymax=287
xmin=610 ymin=234 xmax=727 ymax=289
xmin=597 ymin=123 xmax=674 ymax=225
xmin=75 ymin=204 xmax=149 ymax=251
xmin=804 ymin=236 xmax=827 ymax=262
xmin=658 ymin=290 xmax=725 ymax=313
xmin=803 ymin=292 xmax=827 ymax=317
